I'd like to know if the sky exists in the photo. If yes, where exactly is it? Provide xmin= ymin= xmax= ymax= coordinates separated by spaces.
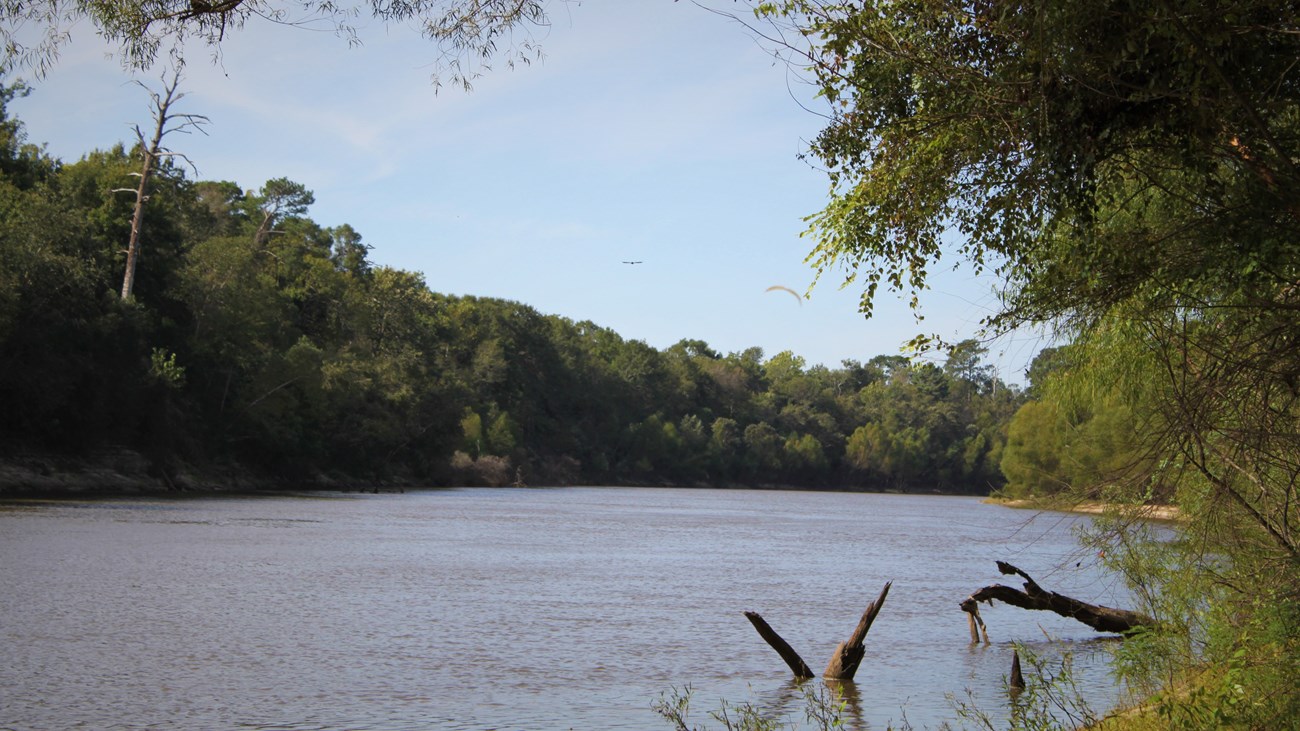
xmin=10 ymin=1 xmax=1050 ymax=383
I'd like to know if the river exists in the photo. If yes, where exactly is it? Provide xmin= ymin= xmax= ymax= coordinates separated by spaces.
xmin=0 ymin=487 xmax=1134 ymax=730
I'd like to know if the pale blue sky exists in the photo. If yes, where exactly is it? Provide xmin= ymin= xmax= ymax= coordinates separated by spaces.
xmin=11 ymin=1 xmax=1047 ymax=382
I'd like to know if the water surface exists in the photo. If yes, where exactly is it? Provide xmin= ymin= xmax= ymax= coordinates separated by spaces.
xmin=0 ymin=487 xmax=1133 ymax=730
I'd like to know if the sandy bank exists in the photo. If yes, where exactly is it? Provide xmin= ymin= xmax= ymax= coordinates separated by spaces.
xmin=991 ymin=497 xmax=1181 ymax=522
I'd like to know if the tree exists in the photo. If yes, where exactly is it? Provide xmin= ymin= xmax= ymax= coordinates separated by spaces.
xmin=460 ymin=407 xmax=484 ymax=456
xmin=1023 ymin=346 xmax=1071 ymax=400
xmin=485 ymin=408 xmax=517 ymax=455
xmin=742 ymin=421 xmax=784 ymax=476
xmin=188 ymin=180 xmax=246 ymax=238
xmin=755 ymin=0 xmax=1300 ymax=720
xmin=752 ymin=0 xmax=1298 ymax=334
xmin=1 ymin=0 xmax=550 ymax=89
xmin=671 ymin=338 xmax=720 ymax=361
xmin=118 ymin=72 xmax=207 ymax=300
xmin=943 ymin=339 xmax=993 ymax=396
xmin=0 ymin=81 xmax=54 ymax=189
xmin=0 ymin=95 xmax=111 ymax=446
xmin=999 ymin=401 xmax=1066 ymax=498
xmin=783 ymin=432 xmax=827 ymax=480
xmin=251 ymin=177 xmax=313 ymax=247
xmin=708 ymin=416 xmax=742 ymax=479
xmin=329 ymin=224 xmax=372 ymax=278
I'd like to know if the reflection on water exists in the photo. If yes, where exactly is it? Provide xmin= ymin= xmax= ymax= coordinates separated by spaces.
xmin=0 ymin=488 xmax=1134 ymax=730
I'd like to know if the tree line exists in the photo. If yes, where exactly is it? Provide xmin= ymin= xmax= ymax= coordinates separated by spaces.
xmin=0 ymin=81 xmax=1023 ymax=491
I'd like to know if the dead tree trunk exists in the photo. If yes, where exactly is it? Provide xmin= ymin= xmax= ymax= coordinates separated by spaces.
xmin=744 ymin=580 xmax=892 ymax=681
xmin=824 ymin=581 xmax=891 ymax=680
xmin=118 ymin=71 xmax=207 ymax=301
xmin=743 ymin=611 xmax=814 ymax=680
xmin=960 ymin=561 xmax=1155 ymax=635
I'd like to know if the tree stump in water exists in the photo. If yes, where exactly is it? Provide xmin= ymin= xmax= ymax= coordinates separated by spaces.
xmin=823 ymin=581 xmax=891 ymax=680
xmin=1010 ymin=649 xmax=1025 ymax=692
xmin=744 ymin=580 xmax=892 ymax=681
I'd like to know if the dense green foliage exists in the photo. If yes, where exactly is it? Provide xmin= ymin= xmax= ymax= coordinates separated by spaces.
xmin=997 ymin=346 xmax=1159 ymax=502
xmin=0 ymin=83 xmax=1019 ymax=491
xmin=756 ymin=0 xmax=1300 ymax=725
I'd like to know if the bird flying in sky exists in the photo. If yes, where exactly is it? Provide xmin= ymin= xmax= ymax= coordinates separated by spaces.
xmin=765 ymin=285 xmax=803 ymax=305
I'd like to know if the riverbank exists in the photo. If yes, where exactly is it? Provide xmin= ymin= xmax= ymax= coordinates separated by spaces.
xmin=988 ymin=496 xmax=1182 ymax=522
xmin=0 ymin=448 xmax=276 ymax=498
xmin=0 ymin=447 xmax=993 ymax=499
xmin=0 ymin=447 xmax=410 ymax=499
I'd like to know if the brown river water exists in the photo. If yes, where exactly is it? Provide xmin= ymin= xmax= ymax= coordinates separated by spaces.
xmin=0 ymin=487 xmax=1133 ymax=730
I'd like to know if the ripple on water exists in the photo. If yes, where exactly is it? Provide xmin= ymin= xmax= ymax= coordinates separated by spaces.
xmin=0 ymin=488 xmax=1134 ymax=730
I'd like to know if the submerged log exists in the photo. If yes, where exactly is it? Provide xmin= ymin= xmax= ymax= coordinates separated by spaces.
xmin=824 ymin=581 xmax=892 ymax=680
xmin=1009 ymin=649 xmax=1025 ymax=691
xmin=960 ymin=561 xmax=1155 ymax=635
xmin=743 ymin=611 xmax=814 ymax=679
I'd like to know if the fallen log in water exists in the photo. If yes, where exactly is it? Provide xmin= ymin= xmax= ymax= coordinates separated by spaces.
xmin=745 ymin=580 xmax=892 ymax=681
xmin=960 ymin=561 xmax=1155 ymax=635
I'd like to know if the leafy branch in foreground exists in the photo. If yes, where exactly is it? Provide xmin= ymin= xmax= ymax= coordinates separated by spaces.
xmin=0 ymin=0 xmax=551 ymax=88
xmin=653 ymin=684 xmax=860 ymax=731
xmin=950 ymin=645 xmax=1101 ymax=731
xmin=748 ymin=0 xmax=1299 ymax=341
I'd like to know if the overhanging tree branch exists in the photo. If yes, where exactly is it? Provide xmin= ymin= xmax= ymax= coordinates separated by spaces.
xmin=1 ymin=0 xmax=553 ymax=89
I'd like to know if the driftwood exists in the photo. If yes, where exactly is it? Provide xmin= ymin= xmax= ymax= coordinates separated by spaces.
xmin=960 ymin=561 xmax=1155 ymax=635
xmin=743 ymin=611 xmax=814 ymax=679
xmin=745 ymin=581 xmax=891 ymax=681
xmin=967 ymin=601 xmax=989 ymax=643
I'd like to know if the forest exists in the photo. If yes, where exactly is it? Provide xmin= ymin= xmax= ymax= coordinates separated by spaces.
xmin=5 ymin=0 xmax=1300 ymax=724
xmin=0 ymin=80 xmax=1023 ymax=493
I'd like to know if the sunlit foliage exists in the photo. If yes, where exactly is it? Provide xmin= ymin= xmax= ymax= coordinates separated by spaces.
xmin=0 ymin=85 xmax=1020 ymax=491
